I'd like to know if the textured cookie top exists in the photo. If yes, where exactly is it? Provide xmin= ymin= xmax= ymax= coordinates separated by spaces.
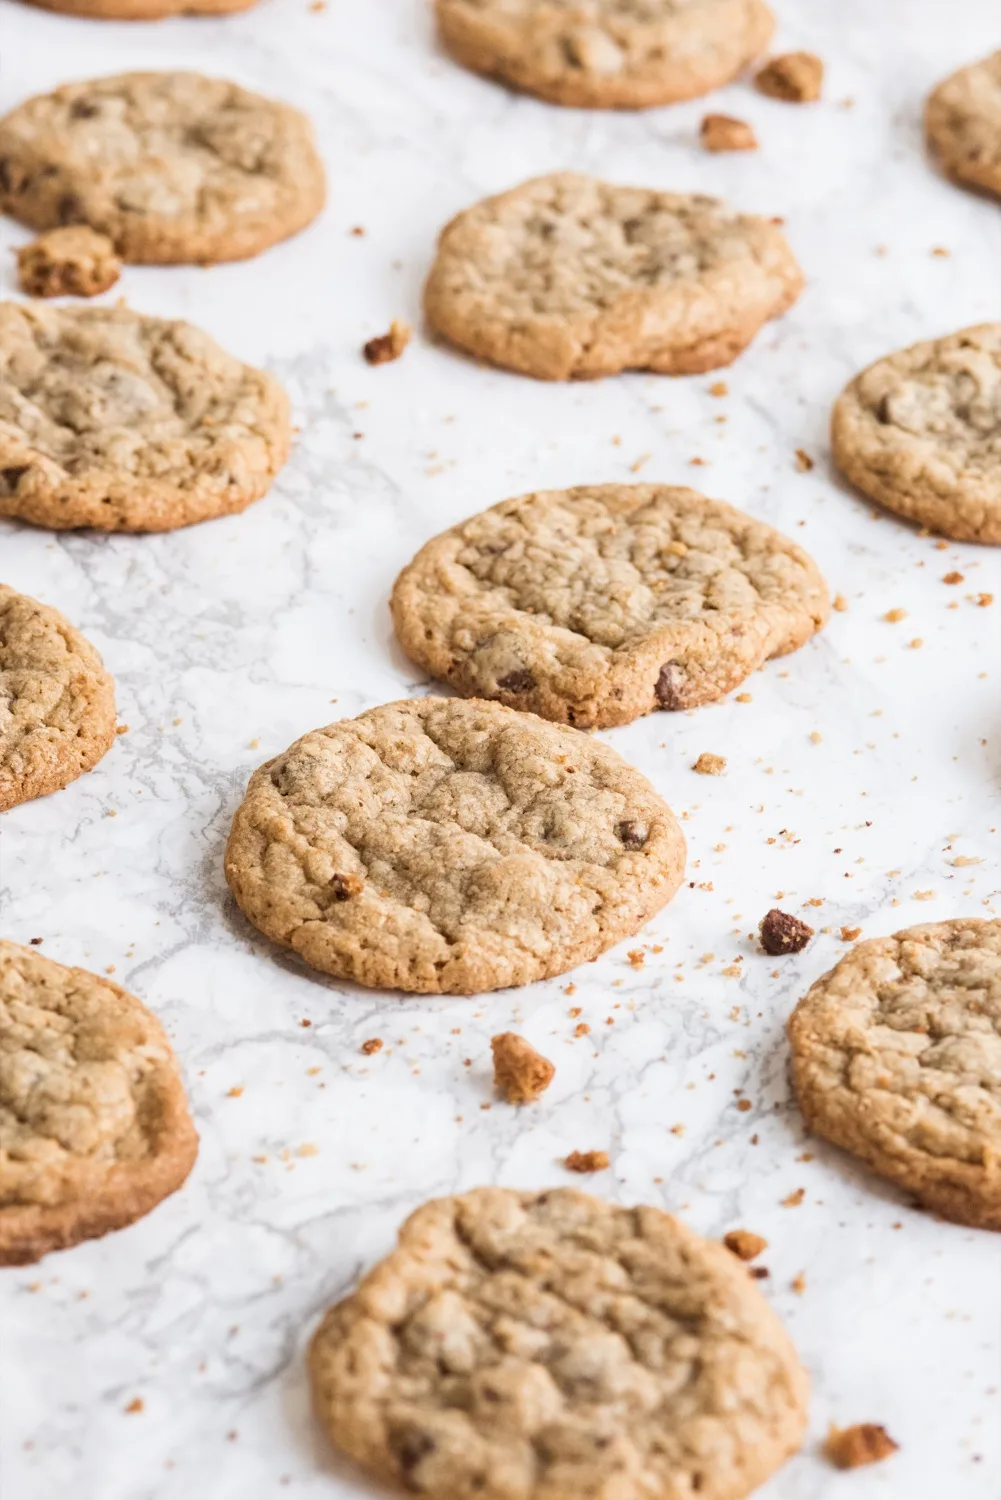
xmin=926 ymin=51 xmax=1001 ymax=198
xmin=225 ymin=698 xmax=685 ymax=994
xmin=310 ymin=1187 xmax=808 ymax=1500
xmin=0 ymin=584 xmax=116 ymax=812
xmin=0 ymin=302 xmax=290 ymax=532
xmin=0 ymin=941 xmax=197 ymax=1261
xmin=425 ymin=173 xmax=802 ymax=380
xmin=392 ymin=485 xmax=828 ymax=727
xmin=0 ymin=71 xmax=326 ymax=264
xmin=789 ymin=920 xmax=1001 ymax=1226
xmin=436 ymin=0 xmax=774 ymax=110
xmin=831 ymin=324 xmax=1001 ymax=544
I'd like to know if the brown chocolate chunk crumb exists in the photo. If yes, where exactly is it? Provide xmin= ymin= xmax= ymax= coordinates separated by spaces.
xmin=16 ymin=226 xmax=121 ymax=299
xmin=363 ymin=319 xmax=411 ymax=365
xmin=617 ymin=819 xmax=648 ymax=848
xmin=496 ymin=669 xmax=535 ymax=692
xmin=655 ymin=661 xmax=687 ymax=709
xmin=700 ymin=114 xmax=758 ymax=152
xmin=692 ymin=752 xmax=726 ymax=776
xmin=724 ymin=1228 xmax=768 ymax=1261
xmin=825 ymin=1424 xmax=899 ymax=1470
xmin=330 ymin=872 xmax=364 ymax=901
xmin=563 ymin=1149 xmax=610 ymax=1173
xmin=755 ymin=52 xmax=824 ymax=103
xmin=760 ymin=908 xmax=814 ymax=955
xmin=491 ymin=1032 xmax=555 ymax=1104
xmin=360 ymin=1038 xmax=383 ymax=1055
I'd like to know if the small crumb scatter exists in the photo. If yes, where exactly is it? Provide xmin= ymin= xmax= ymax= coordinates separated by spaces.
xmin=360 ymin=1038 xmax=383 ymax=1055
xmin=363 ymin=320 xmax=411 ymax=366
xmin=782 ymin=1188 xmax=806 ymax=1208
xmin=563 ymin=1150 xmax=610 ymax=1173
xmin=755 ymin=51 xmax=824 ymax=102
xmin=693 ymin=752 xmax=726 ymax=776
xmin=884 ymin=608 xmax=907 ymax=623
xmin=840 ymin=925 xmax=862 ymax=941
xmin=794 ymin=449 xmax=814 ymax=472
xmin=825 ymin=1424 xmax=899 ymax=1470
xmin=491 ymin=1032 xmax=555 ymax=1104
xmin=760 ymin=908 xmax=814 ymax=955
xmin=700 ymin=113 xmax=758 ymax=152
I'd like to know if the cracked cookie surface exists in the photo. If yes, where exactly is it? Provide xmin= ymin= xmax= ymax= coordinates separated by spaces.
xmin=0 ymin=302 xmax=291 ymax=532
xmin=926 ymin=51 xmax=1001 ymax=199
xmin=392 ymin=485 xmax=828 ymax=727
xmin=831 ymin=324 xmax=1001 ymax=543
xmin=0 ymin=71 xmax=325 ymax=264
xmin=435 ymin=0 xmax=774 ymax=109
xmin=424 ymin=173 xmax=803 ymax=380
xmin=224 ymin=698 xmax=685 ymax=994
xmin=788 ymin=919 xmax=1001 ymax=1230
xmin=309 ymin=1186 xmax=809 ymax=1499
xmin=0 ymin=584 xmax=116 ymax=812
xmin=0 ymin=941 xmax=197 ymax=1264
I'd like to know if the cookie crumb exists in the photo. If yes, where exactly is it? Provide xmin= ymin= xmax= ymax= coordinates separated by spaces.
xmin=563 ymin=1149 xmax=610 ymax=1173
xmin=840 ymin=925 xmax=862 ymax=941
xmin=942 ymin=571 xmax=964 ymax=584
xmin=692 ymin=752 xmax=727 ymax=776
xmin=16 ymin=226 xmax=121 ymax=299
xmin=363 ymin=320 xmax=411 ymax=365
xmin=709 ymin=380 xmax=729 ymax=397
xmin=832 ymin=593 xmax=848 ymax=612
xmin=791 ymin=1272 xmax=807 ymax=1294
xmin=760 ymin=909 xmax=814 ymax=955
xmin=360 ymin=1037 xmax=383 ymax=1055
xmin=491 ymin=1032 xmax=555 ymax=1104
xmin=825 ymin=1424 xmax=899 ymax=1470
xmin=755 ymin=52 xmax=824 ymax=103
xmin=781 ymin=1187 xmax=805 ymax=1208
xmin=883 ymin=608 xmax=907 ymax=623
xmin=700 ymin=113 xmax=758 ymax=152
xmin=794 ymin=448 xmax=815 ymax=472
xmin=626 ymin=949 xmax=645 ymax=970
xmin=976 ymin=593 xmax=994 ymax=607
xmin=573 ymin=1022 xmax=590 ymax=1037
xmin=124 ymin=1398 xmax=144 ymax=1415
xmin=724 ymin=1228 xmax=768 ymax=1261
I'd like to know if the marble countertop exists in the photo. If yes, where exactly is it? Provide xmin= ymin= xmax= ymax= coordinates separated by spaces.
xmin=1 ymin=2 xmax=1000 ymax=1496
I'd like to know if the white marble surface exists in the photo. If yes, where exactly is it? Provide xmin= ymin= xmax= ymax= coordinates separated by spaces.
xmin=1 ymin=1 xmax=1000 ymax=1496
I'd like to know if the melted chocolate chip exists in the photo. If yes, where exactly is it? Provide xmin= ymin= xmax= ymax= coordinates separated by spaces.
xmin=617 ymin=820 xmax=648 ymax=849
xmin=497 ymin=669 xmax=535 ymax=692
xmin=69 ymin=99 xmax=100 ymax=120
xmin=392 ymin=1430 xmax=437 ymax=1473
xmin=655 ymin=661 xmax=687 ymax=709
xmin=330 ymin=873 xmax=363 ymax=901
xmin=0 ymin=466 xmax=29 ymax=491
xmin=57 ymin=193 xmax=85 ymax=225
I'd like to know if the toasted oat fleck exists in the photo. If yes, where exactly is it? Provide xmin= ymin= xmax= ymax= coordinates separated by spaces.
xmin=723 ymin=1228 xmax=768 ymax=1261
xmin=755 ymin=52 xmax=824 ymax=103
xmin=564 ymin=1149 xmax=610 ymax=1173
xmin=693 ymin=752 xmax=727 ymax=776
xmin=363 ymin=320 xmax=411 ymax=366
xmin=361 ymin=1037 xmax=383 ymax=1055
xmin=700 ymin=113 xmax=758 ymax=152
xmin=491 ymin=1032 xmax=555 ymax=1104
xmin=825 ymin=1423 xmax=899 ymax=1470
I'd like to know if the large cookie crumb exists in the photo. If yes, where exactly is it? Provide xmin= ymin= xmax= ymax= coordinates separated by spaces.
xmin=491 ymin=1032 xmax=555 ymax=1103
xmin=363 ymin=320 xmax=412 ymax=365
xmin=760 ymin=908 xmax=814 ymax=955
xmin=564 ymin=1149 xmax=610 ymax=1173
xmin=825 ymin=1423 xmax=899 ymax=1469
xmin=16 ymin=226 xmax=120 ymax=298
xmin=756 ymin=52 xmax=824 ymax=102
xmin=701 ymin=114 xmax=758 ymax=152
xmin=724 ymin=1228 xmax=768 ymax=1261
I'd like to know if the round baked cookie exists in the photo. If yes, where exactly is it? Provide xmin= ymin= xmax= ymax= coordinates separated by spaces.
xmin=0 ymin=584 xmax=116 ymax=812
xmin=0 ymin=941 xmax=198 ymax=1264
xmin=0 ymin=302 xmax=291 ymax=533
xmin=788 ymin=919 xmax=1001 ymax=1231
xmin=225 ymin=698 xmax=685 ymax=994
xmin=424 ymin=173 xmax=803 ymax=380
xmin=392 ymin=485 xmax=828 ymax=728
xmin=309 ymin=1186 xmax=809 ymax=1499
xmin=435 ymin=0 xmax=774 ymax=110
xmin=20 ymin=0 xmax=255 ymax=16
xmin=831 ymin=324 xmax=1001 ymax=544
xmin=926 ymin=51 xmax=1001 ymax=199
xmin=0 ymin=71 xmax=326 ymax=265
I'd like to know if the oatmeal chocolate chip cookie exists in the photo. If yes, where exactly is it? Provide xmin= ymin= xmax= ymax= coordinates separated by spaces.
xmin=0 ymin=584 xmax=116 ymax=813
xmin=16 ymin=226 xmax=121 ymax=300
xmin=831 ymin=325 xmax=1001 ymax=544
xmin=309 ymin=1186 xmax=809 ymax=1499
xmin=391 ymin=486 xmax=828 ymax=728
xmin=0 ymin=302 xmax=291 ymax=533
xmin=424 ymin=173 xmax=803 ymax=381
xmin=0 ymin=941 xmax=198 ymax=1264
xmin=435 ymin=0 xmax=774 ymax=110
xmin=788 ymin=919 xmax=1001 ymax=1230
xmin=926 ymin=52 xmax=1001 ymax=199
xmin=224 ymin=698 xmax=685 ymax=995
xmin=0 ymin=71 xmax=325 ymax=265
